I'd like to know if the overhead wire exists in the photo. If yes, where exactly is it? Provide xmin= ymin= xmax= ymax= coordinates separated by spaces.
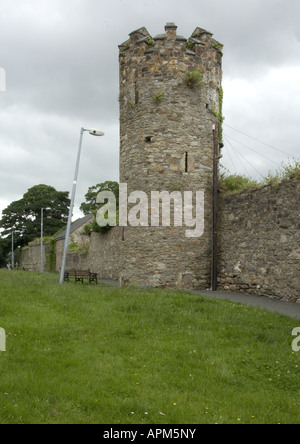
xmin=224 ymin=133 xmax=283 ymax=166
xmin=222 ymin=135 xmax=239 ymax=174
xmin=223 ymin=134 xmax=264 ymax=179
xmin=223 ymin=135 xmax=252 ymax=177
xmin=223 ymin=123 xmax=300 ymax=161
xmin=220 ymin=123 xmax=299 ymax=179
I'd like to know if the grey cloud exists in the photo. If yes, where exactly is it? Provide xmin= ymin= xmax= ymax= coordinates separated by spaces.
xmin=0 ymin=0 xmax=300 ymax=218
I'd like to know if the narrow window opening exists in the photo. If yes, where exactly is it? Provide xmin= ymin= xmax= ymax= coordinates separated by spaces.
xmin=185 ymin=152 xmax=188 ymax=173
xmin=135 ymin=82 xmax=139 ymax=105
xmin=122 ymin=227 xmax=126 ymax=241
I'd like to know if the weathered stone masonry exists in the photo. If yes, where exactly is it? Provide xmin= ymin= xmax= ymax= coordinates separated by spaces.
xmin=21 ymin=23 xmax=300 ymax=303
xmin=20 ymin=240 xmax=50 ymax=271
xmin=118 ymin=23 xmax=223 ymax=289
xmin=23 ymin=178 xmax=300 ymax=302
xmin=218 ymin=178 xmax=300 ymax=303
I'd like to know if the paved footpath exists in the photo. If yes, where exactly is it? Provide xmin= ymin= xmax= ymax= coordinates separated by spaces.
xmin=99 ymin=280 xmax=300 ymax=320
xmin=196 ymin=289 xmax=300 ymax=320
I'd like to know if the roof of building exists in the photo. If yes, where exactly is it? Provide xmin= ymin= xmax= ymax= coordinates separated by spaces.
xmin=55 ymin=214 xmax=93 ymax=241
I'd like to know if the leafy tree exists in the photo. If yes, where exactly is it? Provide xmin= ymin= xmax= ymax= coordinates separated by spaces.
xmin=80 ymin=181 xmax=119 ymax=215
xmin=80 ymin=181 xmax=119 ymax=235
xmin=0 ymin=237 xmax=11 ymax=267
xmin=0 ymin=184 xmax=70 ymax=249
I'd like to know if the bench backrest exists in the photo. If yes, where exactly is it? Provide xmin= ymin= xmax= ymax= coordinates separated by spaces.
xmin=75 ymin=270 xmax=91 ymax=277
xmin=65 ymin=270 xmax=76 ymax=276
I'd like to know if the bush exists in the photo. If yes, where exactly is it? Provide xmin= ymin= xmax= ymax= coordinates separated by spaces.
xmin=221 ymin=160 xmax=300 ymax=194
xmin=220 ymin=174 xmax=258 ymax=194
xmin=281 ymin=159 xmax=300 ymax=180
xmin=262 ymin=159 xmax=300 ymax=185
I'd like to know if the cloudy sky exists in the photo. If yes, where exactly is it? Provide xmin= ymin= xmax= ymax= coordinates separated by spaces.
xmin=0 ymin=0 xmax=300 ymax=220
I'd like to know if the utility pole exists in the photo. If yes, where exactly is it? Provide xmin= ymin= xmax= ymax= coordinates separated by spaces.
xmin=59 ymin=127 xmax=104 ymax=284
xmin=11 ymin=229 xmax=14 ymax=269
xmin=211 ymin=123 xmax=219 ymax=291
xmin=41 ymin=208 xmax=44 ymax=273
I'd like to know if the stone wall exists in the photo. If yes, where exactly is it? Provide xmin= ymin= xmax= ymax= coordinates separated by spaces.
xmin=23 ymin=178 xmax=300 ymax=303
xmin=118 ymin=225 xmax=211 ymax=289
xmin=218 ymin=178 xmax=300 ymax=303
xmin=56 ymin=229 xmax=121 ymax=281
xmin=20 ymin=240 xmax=51 ymax=271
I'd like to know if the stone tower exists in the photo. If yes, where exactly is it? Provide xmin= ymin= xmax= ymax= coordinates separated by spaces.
xmin=118 ymin=23 xmax=223 ymax=289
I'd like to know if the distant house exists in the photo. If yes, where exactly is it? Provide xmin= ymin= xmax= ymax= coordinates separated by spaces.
xmin=55 ymin=214 xmax=94 ymax=244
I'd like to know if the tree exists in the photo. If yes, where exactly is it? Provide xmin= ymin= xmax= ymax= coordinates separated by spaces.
xmin=80 ymin=181 xmax=119 ymax=215
xmin=0 ymin=185 xmax=70 ymax=249
xmin=0 ymin=237 xmax=11 ymax=267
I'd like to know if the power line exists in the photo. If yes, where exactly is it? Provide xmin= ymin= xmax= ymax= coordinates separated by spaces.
xmin=224 ymin=123 xmax=300 ymax=160
xmin=223 ymin=135 xmax=239 ymax=174
xmin=224 ymin=134 xmax=264 ymax=179
xmin=224 ymin=135 xmax=252 ymax=177
xmin=224 ymin=134 xmax=283 ymax=166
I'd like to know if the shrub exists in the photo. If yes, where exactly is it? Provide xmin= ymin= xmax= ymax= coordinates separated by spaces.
xmin=153 ymin=93 xmax=164 ymax=104
xmin=262 ymin=159 xmax=300 ymax=186
xmin=220 ymin=173 xmax=259 ymax=194
xmin=281 ymin=159 xmax=300 ymax=180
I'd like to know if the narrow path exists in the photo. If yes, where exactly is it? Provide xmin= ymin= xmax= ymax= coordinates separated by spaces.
xmin=196 ymin=289 xmax=300 ymax=320
xmin=99 ymin=280 xmax=300 ymax=320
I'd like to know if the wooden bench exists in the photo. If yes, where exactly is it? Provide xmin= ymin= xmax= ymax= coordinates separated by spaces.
xmin=64 ymin=269 xmax=98 ymax=284
xmin=64 ymin=269 xmax=76 ymax=281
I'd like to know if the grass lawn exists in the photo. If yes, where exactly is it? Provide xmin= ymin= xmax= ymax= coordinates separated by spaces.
xmin=0 ymin=270 xmax=299 ymax=424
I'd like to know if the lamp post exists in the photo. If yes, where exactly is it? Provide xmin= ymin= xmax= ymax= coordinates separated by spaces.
xmin=11 ymin=229 xmax=14 ymax=269
xmin=41 ymin=208 xmax=44 ymax=273
xmin=59 ymin=127 xmax=104 ymax=284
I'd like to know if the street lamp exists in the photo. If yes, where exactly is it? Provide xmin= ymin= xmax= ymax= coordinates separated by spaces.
xmin=11 ymin=229 xmax=14 ymax=269
xmin=41 ymin=208 xmax=44 ymax=273
xmin=59 ymin=127 xmax=105 ymax=284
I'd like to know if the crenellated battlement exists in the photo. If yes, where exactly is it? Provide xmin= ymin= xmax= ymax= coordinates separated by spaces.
xmin=119 ymin=23 xmax=223 ymax=60
xmin=119 ymin=23 xmax=223 ymax=105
